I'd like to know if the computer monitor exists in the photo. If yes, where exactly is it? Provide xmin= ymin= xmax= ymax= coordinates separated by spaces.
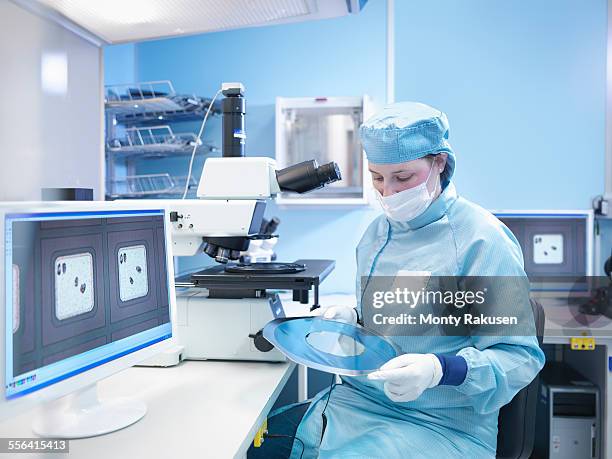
xmin=494 ymin=210 xmax=594 ymax=297
xmin=0 ymin=201 xmax=176 ymax=438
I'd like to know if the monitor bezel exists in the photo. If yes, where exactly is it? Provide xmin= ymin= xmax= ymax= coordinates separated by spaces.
xmin=492 ymin=209 xmax=594 ymax=298
xmin=0 ymin=201 xmax=177 ymax=421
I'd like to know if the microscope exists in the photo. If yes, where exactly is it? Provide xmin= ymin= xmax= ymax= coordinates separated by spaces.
xmin=146 ymin=83 xmax=341 ymax=366
xmin=170 ymin=83 xmax=339 ymax=261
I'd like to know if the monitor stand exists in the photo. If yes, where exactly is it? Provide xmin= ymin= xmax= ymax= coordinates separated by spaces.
xmin=32 ymin=383 xmax=146 ymax=438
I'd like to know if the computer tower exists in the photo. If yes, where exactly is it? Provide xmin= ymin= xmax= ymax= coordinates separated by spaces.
xmin=534 ymin=361 xmax=599 ymax=459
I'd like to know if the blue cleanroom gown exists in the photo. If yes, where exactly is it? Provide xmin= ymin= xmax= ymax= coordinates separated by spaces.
xmin=290 ymin=182 xmax=546 ymax=458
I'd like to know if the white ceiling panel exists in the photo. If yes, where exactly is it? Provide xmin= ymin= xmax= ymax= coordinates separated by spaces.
xmin=32 ymin=0 xmax=317 ymax=43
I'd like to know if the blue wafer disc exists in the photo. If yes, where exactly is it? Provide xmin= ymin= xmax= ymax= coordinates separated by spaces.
xmin=263 ymin=317 xmax=400 ymax=376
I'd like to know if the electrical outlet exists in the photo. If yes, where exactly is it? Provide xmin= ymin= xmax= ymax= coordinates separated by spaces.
xmin=533 ymin=234 xmax=564 ymax=264
xmin=12 ymin=264 xmax=19 ymax=333
xmin=570 ymin=337 xmax=596 ymax=350
xmin=54 ymin=253 xmax=95 ymax=320
xmin=118 ymin=245 xmax=148 ymax=302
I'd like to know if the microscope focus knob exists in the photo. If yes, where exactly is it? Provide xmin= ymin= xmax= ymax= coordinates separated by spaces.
xmin=249 ymin=330 xmax=274 ymax=352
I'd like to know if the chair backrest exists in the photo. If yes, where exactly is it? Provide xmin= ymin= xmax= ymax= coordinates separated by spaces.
xmin=496 ymin=298 xmax=545 ymax=459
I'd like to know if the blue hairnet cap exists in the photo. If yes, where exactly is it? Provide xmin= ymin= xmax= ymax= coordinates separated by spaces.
xmin=359 ymin=102 xmax=456 ymax=187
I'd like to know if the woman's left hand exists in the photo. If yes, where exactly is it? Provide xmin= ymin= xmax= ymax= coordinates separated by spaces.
xmin=367 ymin=354 xmax=443 ymax=402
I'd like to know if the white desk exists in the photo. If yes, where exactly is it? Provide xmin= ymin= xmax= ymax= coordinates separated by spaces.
xmin=0 ymin=360 xmax=295 ymax=459
xmin=0 ymin=294 xmax=338 ymax=459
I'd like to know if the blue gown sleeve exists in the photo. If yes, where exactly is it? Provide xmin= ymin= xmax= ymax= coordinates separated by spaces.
xmin=451 ymin=220 xmax=546 ymax=414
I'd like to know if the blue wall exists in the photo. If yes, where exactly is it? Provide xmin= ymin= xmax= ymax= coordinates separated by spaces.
xmin=395 ymin=0 xmax=607 ymax=210
xmin=104 ymin=0 xmax=610 ymax=291
xmin=104 ymin=43 xmax=136 ymax=85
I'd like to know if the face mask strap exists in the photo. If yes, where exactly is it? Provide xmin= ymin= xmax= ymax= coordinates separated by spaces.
xmin=424 ymin=160 xmax=440 ymax=198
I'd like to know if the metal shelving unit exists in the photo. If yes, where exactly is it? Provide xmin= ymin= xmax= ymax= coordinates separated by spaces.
xmin=106 ymin=125 xmax=218 ymax=159
xmin=108 ymin=174 xmax=198 ymax=199
xmin=105 ymin=81 xmax=219 ymax=125
xmin=104 ymin=80 xmax=221 ymax=199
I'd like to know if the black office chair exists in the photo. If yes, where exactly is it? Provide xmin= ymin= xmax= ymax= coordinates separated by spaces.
xmin=496 ymin=298 xmax=545 ymax=459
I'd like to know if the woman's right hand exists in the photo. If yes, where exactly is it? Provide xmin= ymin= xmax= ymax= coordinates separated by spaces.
xmin=313 ymin=305 xmax=357 ymax=324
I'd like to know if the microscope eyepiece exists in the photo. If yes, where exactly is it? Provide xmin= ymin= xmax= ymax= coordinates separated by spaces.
xmin=275 ymin=160 xmax=342 ymax=194
xmin=315 ymin=161 xmax=341 ymax=186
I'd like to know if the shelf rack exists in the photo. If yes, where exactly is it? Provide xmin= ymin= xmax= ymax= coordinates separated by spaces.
xmin=105 ymin=81 xmax=220 ymax=125
xmin=106 ymin=125 xmax=218 ymax=159
xmin=105 ymin=80 xmax=220 ymax=199
xmin=107 ymin=174 xmax=198 ymax=199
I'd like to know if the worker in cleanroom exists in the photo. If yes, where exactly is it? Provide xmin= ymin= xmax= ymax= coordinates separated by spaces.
xmin=284 ymin=102 xmax=546 ymax=458
xmin=247 ymin=102 xmax=545 ymax=459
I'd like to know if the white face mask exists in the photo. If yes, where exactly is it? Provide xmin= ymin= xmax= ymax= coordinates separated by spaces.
xmin=375 ymin=163 xmax=440 ymax=222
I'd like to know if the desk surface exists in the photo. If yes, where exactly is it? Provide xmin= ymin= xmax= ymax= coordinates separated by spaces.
xmin=0 ymin=360 xmax=295 ymax=459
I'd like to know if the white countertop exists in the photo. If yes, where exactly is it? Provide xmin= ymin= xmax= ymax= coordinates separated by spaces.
xmin=0 ymin=360 xmax=295 ymax=459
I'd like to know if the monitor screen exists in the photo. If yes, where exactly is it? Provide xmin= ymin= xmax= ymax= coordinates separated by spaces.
xmin=5 ymin=209 xmax=172 ymax=399
xmin=495 ymin=212 xmax=592 ymax=296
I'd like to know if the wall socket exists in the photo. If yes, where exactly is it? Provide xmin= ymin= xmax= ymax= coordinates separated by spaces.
xmin=54 ymin=253 xmax=95 ymax=320
xmin=533 ymin=234 xmax=564 ymax=264
xmin=118 ymin=245 xmax=148 ymax=302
